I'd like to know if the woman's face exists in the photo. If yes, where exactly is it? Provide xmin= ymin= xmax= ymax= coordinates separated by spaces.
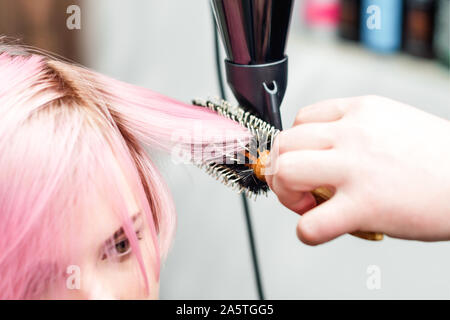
xmin=43 ymin=174 xmax=159 ymax=300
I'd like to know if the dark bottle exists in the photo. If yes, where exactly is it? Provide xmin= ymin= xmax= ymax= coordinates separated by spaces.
xmin=338 ymin=0 xmax=361 ymax=41
xmin=403 ymin=0 xmax=437 ymax=58
xmin=434 ymin=0 xmax=449 ymax=66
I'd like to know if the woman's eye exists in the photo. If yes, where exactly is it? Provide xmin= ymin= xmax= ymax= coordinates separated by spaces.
xmin=115 ymin=238 xmax=131 ymax=255
xmin=101 ymin=229 xmax=143 ymax=261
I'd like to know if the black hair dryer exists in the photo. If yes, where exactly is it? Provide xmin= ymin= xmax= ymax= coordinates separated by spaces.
xmin=210 ymin=0 xmax=294 ymax=130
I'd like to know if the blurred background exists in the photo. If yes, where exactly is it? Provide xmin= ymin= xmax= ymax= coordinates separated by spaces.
xmin=1 ymin=0 xmax=449 ymax=299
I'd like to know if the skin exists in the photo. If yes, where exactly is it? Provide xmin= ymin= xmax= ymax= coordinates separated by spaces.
xmin=266 ymin=95 xmax=450 ymax=245
xmin=43 ymin=168 xmax=159 ymax=299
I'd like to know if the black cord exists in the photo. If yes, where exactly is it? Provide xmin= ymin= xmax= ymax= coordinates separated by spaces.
xmin=212 ymin=12 xmax=265 ymax=301
xmin=239 ymin=192 xmax=265 ymax=300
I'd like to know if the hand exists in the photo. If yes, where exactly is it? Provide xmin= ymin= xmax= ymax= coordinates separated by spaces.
xmin=266 ymin=96 xmax=450 ymax=245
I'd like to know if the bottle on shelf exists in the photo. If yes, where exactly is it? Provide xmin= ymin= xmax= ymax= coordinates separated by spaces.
xmin=338 ymin=0 xmax=361 ymax=41
xmin=361 ymin=0 xmax=404 ymax=53
xmin=433 ymin=0 xmax=449 ymax=66
xmin=403 ymin=0 xmax=437 ymax=59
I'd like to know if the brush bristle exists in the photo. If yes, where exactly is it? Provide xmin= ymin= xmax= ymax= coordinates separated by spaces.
xmin=192 ymin=97 xmax=280 ymax=198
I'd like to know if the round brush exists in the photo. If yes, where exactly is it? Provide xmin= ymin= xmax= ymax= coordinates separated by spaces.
xmin=193 ymin=97 xmax=384 ymax=241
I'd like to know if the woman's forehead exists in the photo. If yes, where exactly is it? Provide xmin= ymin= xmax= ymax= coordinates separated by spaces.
xmin=78 ymin=166 xmax=142 ymax=252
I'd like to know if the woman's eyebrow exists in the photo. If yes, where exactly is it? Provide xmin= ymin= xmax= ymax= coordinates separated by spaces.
xmin=111 ymin=211 xmax=142 ymax=241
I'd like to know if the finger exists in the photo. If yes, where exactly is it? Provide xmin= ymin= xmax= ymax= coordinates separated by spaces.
xmin=274 ymin=122 xmax=335 ymax=155
xmin=296 ymin=193 xmax=360 ymax=245
xmin=294 ymin=98 xmax=352 ymax=126
xmin=270 ymin=150 xmax=344 ymax=191
xmin=265 ymin=167 xmax=275 ymax=190
xmin=270 ymin=180 xmax=317 ymax=215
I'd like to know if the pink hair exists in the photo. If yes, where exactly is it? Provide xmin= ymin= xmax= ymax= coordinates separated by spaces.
xmin=0 ymin=44 xmax=250 ymax=299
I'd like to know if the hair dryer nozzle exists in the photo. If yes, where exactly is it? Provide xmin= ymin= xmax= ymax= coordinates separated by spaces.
xmin=225 ymin=57 xmax=287 ymax=129
xmin=211 ymin=0 xmax=293 ymax=129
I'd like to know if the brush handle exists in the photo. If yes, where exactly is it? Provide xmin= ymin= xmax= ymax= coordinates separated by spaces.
xmin=311 ymin=187 xmax=384 ymax=241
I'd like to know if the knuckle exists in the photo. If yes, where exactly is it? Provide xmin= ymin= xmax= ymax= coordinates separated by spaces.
xmin=273 ymin=132 xmax=285 ymax=155
xmin=356 ymin=95 xmax=379 ymax=111
xmin=294 ymin=108 xmax=306 ymax=125
xmin=324 ymin=122 xmax=339 ymax=140
xmin=334 ymin=98 xmax=348 ymax=113
xmin=275 ymin=154 xmax=292 ymax=185
xmin=331 ymin=120 xmax=354 ymax=142
xmin=336 ymin=122 xmax=371 ymax=150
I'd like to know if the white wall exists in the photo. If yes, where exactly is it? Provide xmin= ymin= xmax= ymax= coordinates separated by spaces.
xmin=82 ymin=0 xmax=450 ymax=299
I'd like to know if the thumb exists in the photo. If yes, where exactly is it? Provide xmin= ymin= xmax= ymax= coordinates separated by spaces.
xmin=296 ymin=193 xmax=360 ymax=245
